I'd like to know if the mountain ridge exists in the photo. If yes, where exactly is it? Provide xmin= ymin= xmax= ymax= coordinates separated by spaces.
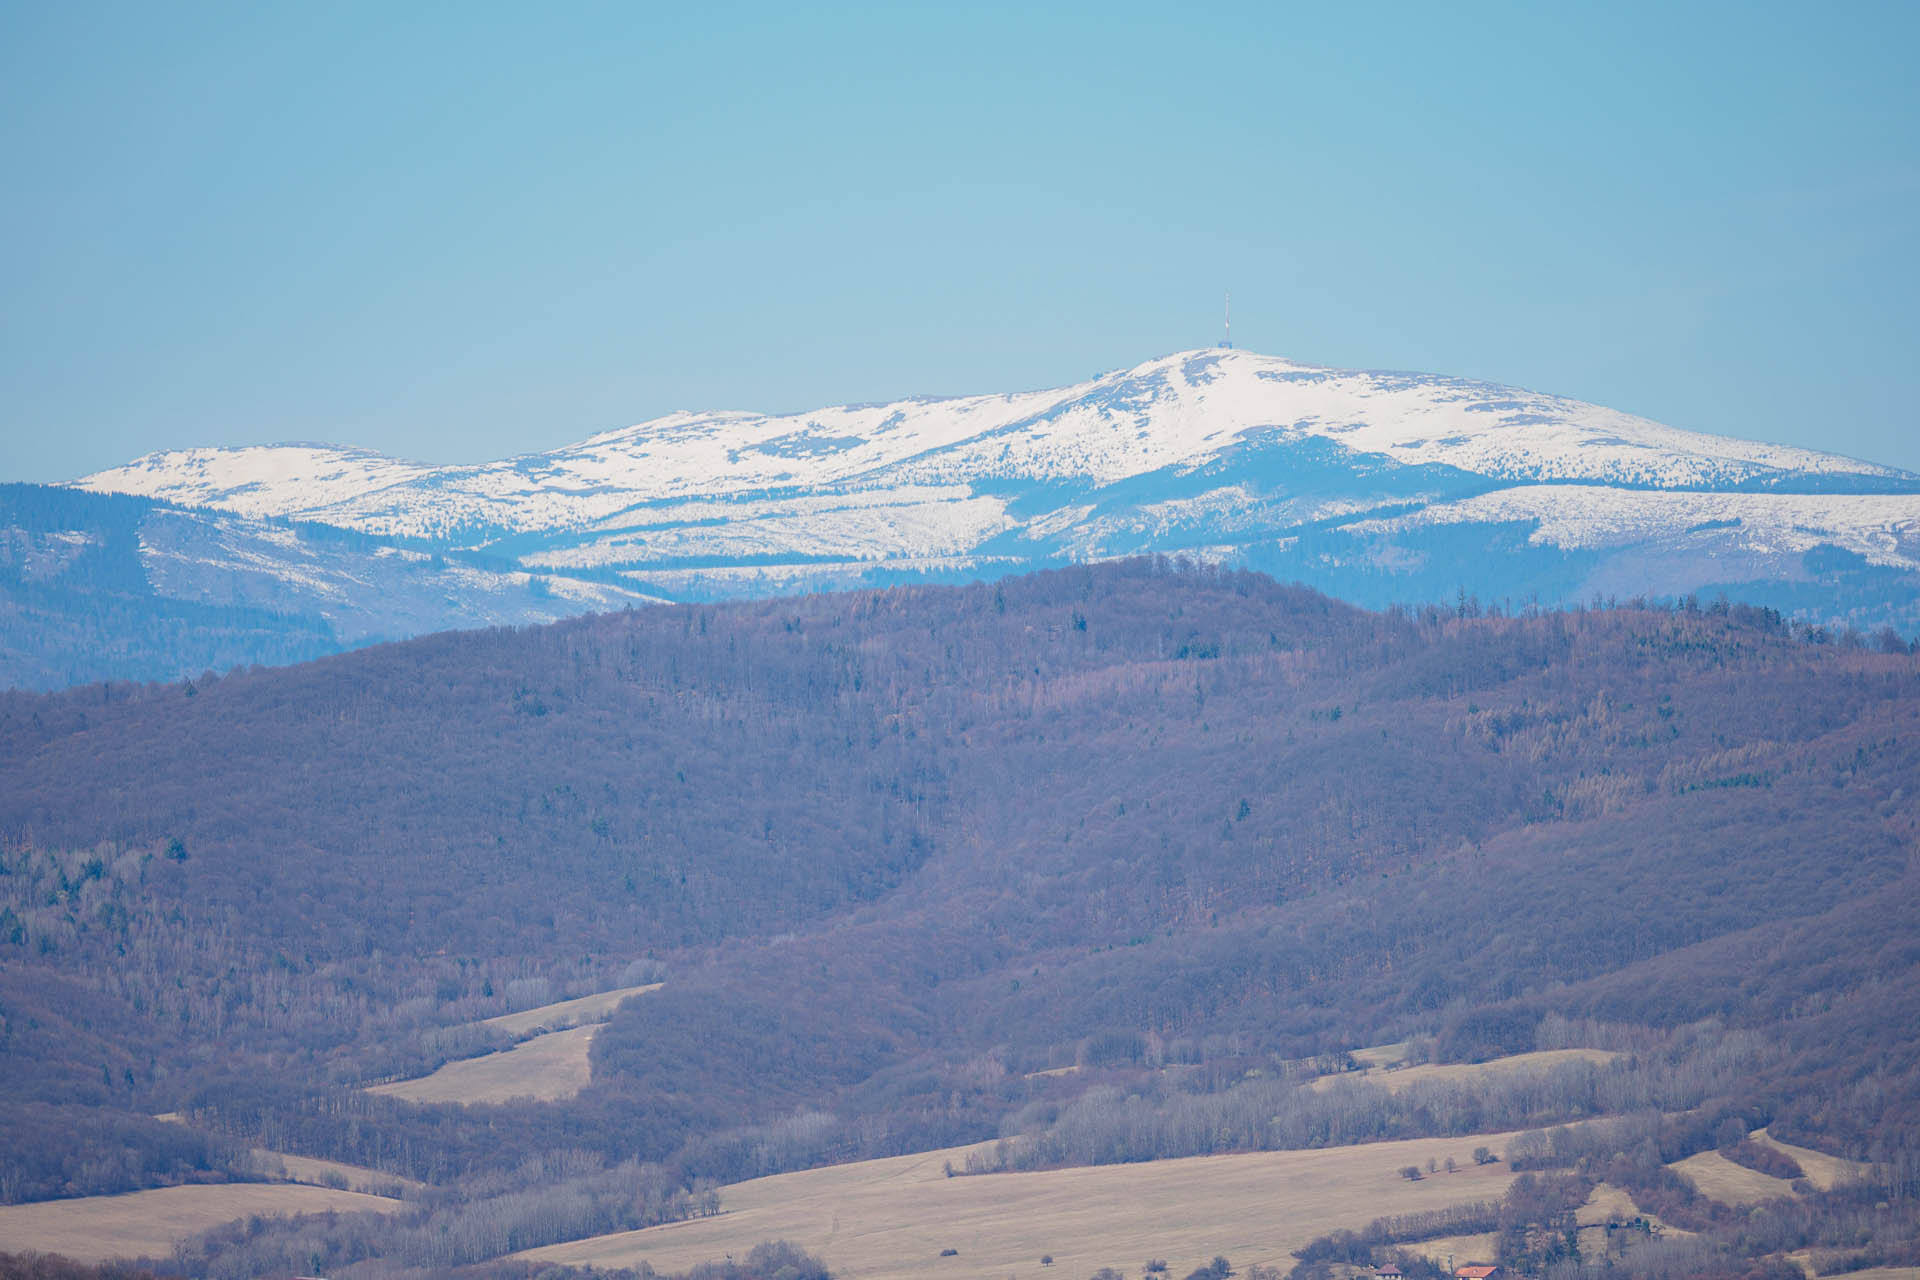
xmin=0 ymin=483 xmax=662 ymax=691
xmin=78 ymin=351 xmax=1920 ymax=544
xmin=22 ymin=349 xmax=1920 ymax=692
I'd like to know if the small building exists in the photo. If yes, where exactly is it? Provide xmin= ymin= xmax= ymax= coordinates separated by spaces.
xmin=1455 ymin=1267 xmax=1501 ymax=1280
xmin=1373 ymin=1267 xmax=1404 ymax=1279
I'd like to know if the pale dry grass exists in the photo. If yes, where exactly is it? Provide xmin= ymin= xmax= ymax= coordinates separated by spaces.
xmin=369 ymin=1024 xmax=598 ymax=1104
xmin=0 ymin=1183 xmax=404 ymax=1263
xmin=1311 ymin=1048 xmax=1619 ymax=1094
xmin=482 ymin=982 xmax=663 ymax=1037
xmin=1351 ymin=1042 xmax=1412 ymax=1069
xmin=521 ymin=1130 xmax=1530 ymax=1280
xmin=1403 ymin=1232 xmax=1498 ymax=1268
xmin=1574 ymin=1224 xmax=1611 ymax=1261
xmin=1755 ymin=1128 xmax=1872 ymax=1191
xmin=363 ymin=981 xmax=658 ymax=1106
xmin=1671 ymin=1150 xmax=1797 ymax=1207
xmin=1572 ymin=1180 xmax=1692 ymax=1262
xmin=247 ymin=1147 xmax=426 ymax=1195
xmin=1576 ymin=1182 xmax=1644 ymax=1228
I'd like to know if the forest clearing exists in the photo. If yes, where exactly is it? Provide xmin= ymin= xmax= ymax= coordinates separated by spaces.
xmin=1754 ymin=1129 xmax=1872 ymax=1192
xmin=1670 ymin=1149 xmax=1802 ymax=1208
xmin=480 ymin=981 xmax=664 ymax=1037
xmin=0 ymin=1182 xmax=405 ymax=1263
xmin=367 ymin=1023 xmax=600 ymax=1105
xmin=1310 ymin=1048 xmax=1621 ymax=1094
xmin=361 ymin=980 xmax=664 ymax=1105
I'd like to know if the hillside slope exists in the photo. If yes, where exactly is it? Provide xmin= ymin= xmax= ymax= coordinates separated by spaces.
xmin=1 ymin=561 xmax=1915 ymax=1222
xmin=0 ymin=483 xmax=659 ymax=690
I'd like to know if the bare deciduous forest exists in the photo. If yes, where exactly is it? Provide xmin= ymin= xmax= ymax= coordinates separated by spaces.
xmin=1 ymin=559 xmax=1916 ymax=1277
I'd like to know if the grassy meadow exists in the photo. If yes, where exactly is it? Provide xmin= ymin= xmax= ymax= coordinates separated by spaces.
xmin=0 ymin=1183 xmax=405 ymax=1263
xmin=1310 ymin=1048 xmax=1621 ymax=1094
xmin=368 ymin=1023 xmax=600 ymax=1105
xmin=523 ymin=1130 xmax=1528 ymax=1280
xmin=481 ymin=982 xmax=664 ymax=1037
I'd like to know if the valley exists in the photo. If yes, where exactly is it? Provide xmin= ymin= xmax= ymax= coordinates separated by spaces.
xmin=0 ymin=1053 xmax=1852 ymax=1277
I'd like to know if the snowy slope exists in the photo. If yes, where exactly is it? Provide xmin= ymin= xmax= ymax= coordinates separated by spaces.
xmin=70 ymin=349 xmax=1920 ymax=639
xmin=132 ymin=507 xmax=663 ymax=642
xmin=0 ymin=484 xmax=666 ymax=691
xmin=1352 ymin=488 xmax=1920 ymax=569
xmin=79 ymin=350 xmax=1915 ymax=542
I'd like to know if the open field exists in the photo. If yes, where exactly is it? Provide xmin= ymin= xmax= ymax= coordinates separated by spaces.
xmin=1756 ymin=1128 xmax=1873 ymax=1191
xmin=1310 ymin=1047 xmax=1619 ymax=1095
xmin=361 ymin=981 xmax=659 ymax=1105
xmin=1671 ymin=1150 xmax=1798 ymax=1207
xmin=1405 ymin=1231 xmax=1499 ymax=1268
xmin=0 ymin=1183 xmax=405 ymax=1263
xmin=1351 ymin=1042 xmax=1411 ymax=1069
xmin=1408 ymin=1172 xmax=1697 ymax=1271
xmin=481 ymin=981 xmax=663 ymax=1037
xmin=1572 ymin=1181 xmax=1691 ymax=1261
xmin=522 ymin=1130 xmax=1528 ymax=1280
xmin=1577 ymin=1182 xmax=1640 ymax=1228
xmin=369 ymin=1023 xmax=598 ymax=1104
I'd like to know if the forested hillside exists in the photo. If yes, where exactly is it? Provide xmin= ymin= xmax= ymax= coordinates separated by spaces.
xmin=0 ymin=484 xmax=340 ymax=691
xmin=1 ymin=560 xmax=1916 ymax=1274
xmin=0 ymin=484 xmax=652 ymax=692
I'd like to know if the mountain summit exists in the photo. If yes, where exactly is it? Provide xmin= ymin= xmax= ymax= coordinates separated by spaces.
xmin=39 ymin=350 xmax=1920 ymax=685
xmin=82 ymin=349 xmax=1917 ymax=527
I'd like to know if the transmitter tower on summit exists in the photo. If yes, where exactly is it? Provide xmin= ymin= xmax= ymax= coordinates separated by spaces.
xmin=1220 ymin=293 xmax=1232 ymax=349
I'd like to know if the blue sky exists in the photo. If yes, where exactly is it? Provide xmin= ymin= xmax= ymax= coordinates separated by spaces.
xmin=3 ymin=0 xmax=1916 ymax=481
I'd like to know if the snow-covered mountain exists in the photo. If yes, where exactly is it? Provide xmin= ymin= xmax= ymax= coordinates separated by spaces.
xmin=74 ymin=349 xmax=1920 ymax=641
xmin=0 ymin=483 xmax=662 ymax=691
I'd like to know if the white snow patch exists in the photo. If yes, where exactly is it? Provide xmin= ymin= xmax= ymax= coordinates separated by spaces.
xmin=1353 ymin=487 xmax=1920 ymax=569
xmin=76 ymin=351 xmax=1914 ymax=546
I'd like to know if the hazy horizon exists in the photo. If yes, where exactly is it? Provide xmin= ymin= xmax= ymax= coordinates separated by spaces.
xmin=4 ymin=1 xmax=1917 ymax=482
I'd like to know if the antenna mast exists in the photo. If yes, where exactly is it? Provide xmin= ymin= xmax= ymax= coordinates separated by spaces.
xmin=1222 ymin=292 xmax=1232 ymax=349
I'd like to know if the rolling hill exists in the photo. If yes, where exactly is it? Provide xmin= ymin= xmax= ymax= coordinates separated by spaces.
xmin=1 ymin=561 xmax=1916 ymax=1275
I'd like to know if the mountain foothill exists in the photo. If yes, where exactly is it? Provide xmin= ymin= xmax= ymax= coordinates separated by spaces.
xmin=1 ymin=557 xmax=1918 ymax=1277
